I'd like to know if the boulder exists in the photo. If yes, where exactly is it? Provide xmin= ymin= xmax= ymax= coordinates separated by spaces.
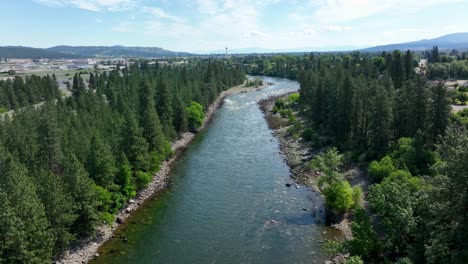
xmin=285 ymin=183 xmax=292 ymax=187
xmin=116 ymin=216 xmax=124 ymax=224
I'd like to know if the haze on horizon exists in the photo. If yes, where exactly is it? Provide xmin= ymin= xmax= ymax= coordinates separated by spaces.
xmin=2 ymin=0 xmax=468 ymax=53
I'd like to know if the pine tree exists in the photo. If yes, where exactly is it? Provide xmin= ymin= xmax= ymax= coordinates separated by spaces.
xmin=368 ymin=83 xmax=393 ymax=154
xmin=122 ymin=112 xmax=150 ymax=171
xmin=428 ymin=82 xmax=451 ymax=144
xmin=86 ymin=135 xmax=117 ymax=188
xmin=139 ymin=82 xmax=166 ymax=152
xmin=425 ymin=125 xmax=468 ymax=263
xmin=0 ymin=153 xmax=54 ymax=263
xmin=404 ymin=50 xmax=414 ymax=80
xmin=36 ymin=170 xmax=77 ymax=255
xmin=62 ymin=154 xmax=98 ymax=238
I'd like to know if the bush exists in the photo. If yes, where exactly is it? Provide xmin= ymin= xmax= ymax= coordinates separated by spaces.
xmin=368 ymin=155 xmax=396 ymax=182
xmin=346 ymin=256 xmax=364 ymax=264
xmin=322 ymin=239 xmax=345 ymax=256
xmin=458 ymin=86 xmax=468 ymax=93
xmin=323 ymin=180 xmax=356 ymax=213
xmin=279 ymin=108 xmax=292 ymax=118
xmin=302 ymin=128 xmax=314 ymax=141
xmin=135 ymin=171 xmax=151 ymax=189
xmin=287 ymin=93 xmax=300 ymax=104
xmin=186 ymin=101 xmax=205 ymax=132
xmin=274 ymin=99 xmax=285 ymax=109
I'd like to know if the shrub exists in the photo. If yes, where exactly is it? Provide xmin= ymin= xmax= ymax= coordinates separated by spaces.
xmin=186 ymin=101 xmax=204 ymax=132
xmin=346 ymin=256 xmax=364 ymax=264
xmin=135 ymin=171 xmax=152 ymax=189
xmin=274 ymin=98 xmax=285 ymax=109
xmin=322 ymin=239 xmax=345 ymax=256
xmin=302 ymin=128 xmax=314 ymax=141
xmin=323 ymin=180 xmax=355 ymax=213
xmin=287 ymin=93 xmax=300 ymax=104
xmin=368 ymin=155 xmax=396 ymax=182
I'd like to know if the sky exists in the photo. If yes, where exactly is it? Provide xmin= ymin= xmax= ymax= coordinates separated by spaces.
xmin=1 ymin=0 xmax=468 ymax=53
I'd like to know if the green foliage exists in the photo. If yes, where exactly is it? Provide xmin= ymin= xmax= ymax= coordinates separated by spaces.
xmin=389 ymin=137 xmax=436 ymax=176
xmin=368 ymin=170 xmax=422 ymax=256
xmin=323 ymin=180 xmax=360 ymax=213
xmin=368 ymin=155 xmax=396 ymax=182
xmin=0 ymin=155 xmax=54 ymax=263
xmin=245 ymin=78 xmax=263 ymax=87
xmin=424 ymin=125 xmax=468 ymax=264
xmin=453 ymin=108 xmax=468 ymax=127
xmin=346 ymin=256 xmax=364 ymax=264
xmin=394 ymin=258 xmax=413 ymax=264
xmin=186 ymin=101 xmax=205 ymax=132
xmin=321 ymin=239 xmax=345 ymax=256
xmin=287 ymin=93 xmax=300 ymax=104
xmin=274 ymin=98 xmax=285 ymax=109
xmin=301 ymin=128 xmax=314 ymax=141
xmin=348 ymin=207 xmax=380 ymax=259
xmin=312 ymin=148 xmax=343 ymax=187
xmin=0 ymin=59 xmax=246 ymax=262
xmin=135 ymin=171 xmax=152 ymax=189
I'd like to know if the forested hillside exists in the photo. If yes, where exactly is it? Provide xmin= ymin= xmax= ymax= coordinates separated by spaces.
xmin=0 ymin=60 xmax=245 ymax=262
xmin=244 ymin=51 xmax=467 ymax=263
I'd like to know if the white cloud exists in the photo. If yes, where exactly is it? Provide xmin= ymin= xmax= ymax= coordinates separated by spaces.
xmin=196 ymin=0 xmax=221 ymax=14
xmin=320 ymin=25 xmax=351 ymax=32
xmin=143 ymin=7 xmax=183 ymax=22
xmin=34 ymin=0 xmax=137 ymax=12
xmin=313 ymin=0 xmax=466 ymax=23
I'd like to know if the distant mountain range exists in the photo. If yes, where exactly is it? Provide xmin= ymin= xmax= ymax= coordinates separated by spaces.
xmin=209 ymin=45 xmax=363 ymax=54
xmin=0 ymin=45 xmax=192 ymax=59
xmin=46 ymin=45 xmax=191 ymax=58
xmin=361 ymin=32 xmax=468 ymax=52
xmin=0 ymin=46 xmax=79 ymax=59
xmin=1 ymin=33 xmax=468 ymax=58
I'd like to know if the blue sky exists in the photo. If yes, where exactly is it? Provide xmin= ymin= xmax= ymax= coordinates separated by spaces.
xmin=1 ymin=0 xmax=468 ymax=53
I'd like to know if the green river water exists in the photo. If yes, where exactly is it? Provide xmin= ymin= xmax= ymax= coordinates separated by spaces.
xmin=92 ymin=77 xmax=336 ymax=264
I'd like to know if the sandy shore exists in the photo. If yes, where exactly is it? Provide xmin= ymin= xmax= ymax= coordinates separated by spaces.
xmin=58 ymin=82 xmax=271 ymax=264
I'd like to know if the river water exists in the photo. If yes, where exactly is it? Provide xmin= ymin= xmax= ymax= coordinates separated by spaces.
xmin=92 ymin=77 xmax=332 ymax=264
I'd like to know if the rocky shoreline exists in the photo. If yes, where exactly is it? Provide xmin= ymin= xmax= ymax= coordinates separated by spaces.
xmin=58 ymin=82 xmax=271 ymax=264
xmin=259 ymin=93 xmax=372 ymax=262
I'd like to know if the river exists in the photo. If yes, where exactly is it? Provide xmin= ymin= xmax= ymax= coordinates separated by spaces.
xmin=92 ymin=77 xmax=333 ymax=264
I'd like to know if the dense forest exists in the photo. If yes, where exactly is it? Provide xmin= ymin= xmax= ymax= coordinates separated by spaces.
xmin=0 ymin=60 xmax=244 ymax=262
xmin=0 ymin=75 xmax=61 ymax=113
xmin=243 ymin=50 xmax=467 ymax=263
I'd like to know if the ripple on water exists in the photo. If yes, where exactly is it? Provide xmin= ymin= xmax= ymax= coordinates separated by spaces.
xmin=93 ymin=77 xmax=330 ymax=264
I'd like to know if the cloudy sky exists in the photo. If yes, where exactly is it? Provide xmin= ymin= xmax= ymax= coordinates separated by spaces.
xmin=1 ymin=0 xmax=468 ymax=52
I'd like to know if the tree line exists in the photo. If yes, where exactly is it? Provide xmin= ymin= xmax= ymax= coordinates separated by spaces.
xmin=0 ymin=59 xmax=245 ymax=262
xmin=245 ymin=50 xmax=466 ymax=263
xmin=0 ymin=75 xmax=61 ymax=112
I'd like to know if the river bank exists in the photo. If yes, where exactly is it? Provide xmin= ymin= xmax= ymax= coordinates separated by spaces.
xmin=258 ymin=93 xmax=370 ymax=243
xmin=58 ymin=82 xmax=271 ymax=264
